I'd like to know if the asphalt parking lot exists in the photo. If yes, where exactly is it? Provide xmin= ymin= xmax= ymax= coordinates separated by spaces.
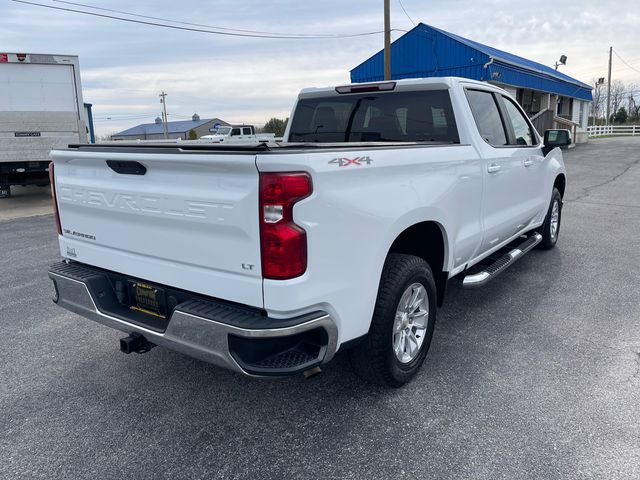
xmin=0 ymin=185 xmax=52 ymax=222
xmin=1 ymin=137 xmax=639 ymax=480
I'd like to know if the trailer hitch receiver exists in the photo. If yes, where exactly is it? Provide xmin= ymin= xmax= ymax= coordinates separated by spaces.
xmin=120 ymin=332 xmax=155 ymax=354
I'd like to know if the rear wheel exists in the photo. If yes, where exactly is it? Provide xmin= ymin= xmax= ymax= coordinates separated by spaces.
xmin=539 ymin=188 xmax=562 ymax=249
xmin=350 ymin=254 xmax=437 ymax=387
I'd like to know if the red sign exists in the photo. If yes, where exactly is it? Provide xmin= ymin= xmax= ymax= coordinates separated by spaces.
xmin=0 ymin=54 xmax=7 ymax=62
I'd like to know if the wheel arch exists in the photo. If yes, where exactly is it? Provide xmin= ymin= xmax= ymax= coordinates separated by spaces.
xmin=386 ymin=220 xmax=449 ymax=306
xmin=554 ymin=173 xmax=566 ymax=198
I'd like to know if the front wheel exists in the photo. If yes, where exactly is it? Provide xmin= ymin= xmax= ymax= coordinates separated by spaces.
xmin=538 ymin=188 xmax=562 ymax=249
xmin=349 ymin=254 xmax=437 ymax=387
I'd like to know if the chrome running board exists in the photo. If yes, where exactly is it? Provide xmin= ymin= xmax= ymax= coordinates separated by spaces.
xmin=462 ymin=233 xmax=543 ymax=288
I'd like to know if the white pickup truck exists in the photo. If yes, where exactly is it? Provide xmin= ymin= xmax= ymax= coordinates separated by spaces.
xmin=48 ymin=77 xmax=569 ymax=387
xmin=200 ymin=124 xmax=277 ymax=143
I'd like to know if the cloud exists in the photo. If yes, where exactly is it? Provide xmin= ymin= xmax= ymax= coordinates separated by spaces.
xmin=3 ymin=0 xmax=639 ymax=135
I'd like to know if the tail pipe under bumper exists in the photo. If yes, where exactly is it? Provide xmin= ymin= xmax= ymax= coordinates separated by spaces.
xmin=48 ymin=261 xmax=338 ymax=376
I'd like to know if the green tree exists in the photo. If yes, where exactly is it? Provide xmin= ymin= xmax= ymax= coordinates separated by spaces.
xmin=614 ymin=107 xmax=628 ymax=124
xmin=262 ymin=117 xmax=288 ymax=137
xmin=187 ymin=129 xmax=198 ymax=140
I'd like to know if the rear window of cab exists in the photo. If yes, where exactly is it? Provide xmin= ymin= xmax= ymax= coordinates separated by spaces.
xmin=289 ymin=90 xmax=460 ymax=143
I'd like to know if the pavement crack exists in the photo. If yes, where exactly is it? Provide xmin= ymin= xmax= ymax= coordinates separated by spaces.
xmin=567 ymin=157 xmax=640 ymax=203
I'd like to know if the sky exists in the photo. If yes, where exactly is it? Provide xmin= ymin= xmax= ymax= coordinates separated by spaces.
xmin=3 ymin=0 xmax=640 ymax=136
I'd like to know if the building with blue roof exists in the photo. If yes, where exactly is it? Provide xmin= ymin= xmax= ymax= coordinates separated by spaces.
xmin=351 ymin=23 xmax=593 ymax=142
xmin=111 ymin=114 xmax=230 ymax=141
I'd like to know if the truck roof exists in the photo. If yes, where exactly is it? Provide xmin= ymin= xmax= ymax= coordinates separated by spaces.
xmin=1 ymin=51 xmax=78 ymax=57
xmin=0 ymin=52 xmax=80 ymax=64
xmin=298 ymin=76 xmax=496 ymax=97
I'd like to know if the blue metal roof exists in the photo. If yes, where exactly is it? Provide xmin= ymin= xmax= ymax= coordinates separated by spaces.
xmin=351 ymin=23 xmax=593 ymax=102
xmin=114 ymin=118 xmax=228 ymax=137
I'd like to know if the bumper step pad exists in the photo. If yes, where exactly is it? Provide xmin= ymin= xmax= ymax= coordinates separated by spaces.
xmin=48 ymin=261 xmax=337 ymax=376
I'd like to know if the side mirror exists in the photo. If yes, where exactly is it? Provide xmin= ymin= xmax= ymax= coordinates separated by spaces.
xmin=543 ymin=129 xmax=571 ymax=155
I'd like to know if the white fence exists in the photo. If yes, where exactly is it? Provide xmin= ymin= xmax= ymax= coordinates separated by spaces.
xmin=587 ymin=125 xmax=639 ymax=137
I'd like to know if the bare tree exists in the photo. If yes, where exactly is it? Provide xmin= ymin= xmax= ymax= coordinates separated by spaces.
xmin=608 ymin=80 xmax=626 ymax=122
xmin=627 ymin=84 xmax=640 ymax=120
xmin=591 ymin=78 xmax=605 ymax=123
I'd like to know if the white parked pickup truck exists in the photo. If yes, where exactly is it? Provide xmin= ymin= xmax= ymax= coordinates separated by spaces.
xmin=48 ymin=77 xmax=569 ymax=387
xmin=200 ymin=124 xmax=277 ymax=143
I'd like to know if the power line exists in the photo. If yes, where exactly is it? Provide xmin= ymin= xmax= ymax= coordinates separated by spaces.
xmin=12 ymin=0 xmax=393 ymax=39
xmin=95 ymin=114 xmax=207 ymax=122
xmin=52 ymin=0 xmax=352 ymax=38
xmin=94 ymin=114 xmax=158 ymax=119
xmin=93 ymin=112 xmax=157 ymax=117
xmin=613 ymin=49 xmax=640 ymax=74
xmin=397 ymin=0 xmax=416 ymax=26
xmin=93 ymin=114 xmax=155 ymax=118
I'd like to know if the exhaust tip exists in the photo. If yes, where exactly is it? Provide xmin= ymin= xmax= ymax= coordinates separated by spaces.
xmin=303 ymin=366 xmax=322 ymax=379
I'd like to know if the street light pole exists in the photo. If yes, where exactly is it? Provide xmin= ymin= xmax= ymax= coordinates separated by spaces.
xmin=159 ymin=91 xmax=169 ymax=139
xmin=384 ymin=0 xmax=391 ymax=80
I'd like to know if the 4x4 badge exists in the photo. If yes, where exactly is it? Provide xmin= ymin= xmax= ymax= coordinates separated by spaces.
xmin=329 ymin=156 xmax=373 ymax=167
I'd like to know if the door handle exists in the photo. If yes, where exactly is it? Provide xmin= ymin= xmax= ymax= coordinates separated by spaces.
xmin=487 ymin=163 xmax=501 ymax=174
xmin=523 ymin=157 xmax=535 ymax=167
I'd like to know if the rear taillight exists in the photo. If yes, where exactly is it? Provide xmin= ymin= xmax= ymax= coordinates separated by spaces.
xmin=49 ymin=162 xmax=62 ymax=235
xmin=259 ymin=172 xmax=312 ymax=280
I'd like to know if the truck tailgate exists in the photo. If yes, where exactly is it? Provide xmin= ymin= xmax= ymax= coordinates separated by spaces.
xmin=50 ymin=148 xmax=263 ymax=308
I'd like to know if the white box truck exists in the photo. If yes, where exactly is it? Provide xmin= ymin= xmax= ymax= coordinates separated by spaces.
xmin=0 ymin=52 xmax=87 ymax=198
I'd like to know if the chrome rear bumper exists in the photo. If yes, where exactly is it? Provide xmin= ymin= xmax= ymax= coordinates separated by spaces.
xmin=48 ymin=261 xmax=338 ymax=376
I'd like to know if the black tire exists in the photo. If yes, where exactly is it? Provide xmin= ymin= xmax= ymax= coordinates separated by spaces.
xmin=349 ymin=254 xmax=437 ymax=387
xmin=538 ymin=188 xmax=562 ymax=250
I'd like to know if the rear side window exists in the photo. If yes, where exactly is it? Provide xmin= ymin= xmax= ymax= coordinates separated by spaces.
xmin=501 ymin=96 xmax=535 ymax=146
xmin=288 ymin=90 xmax=460 ymax=143
xmin=242 ymin=127 xmax=252 ymax=135
xmin=465 ymin=90 xmax=507 ymax=146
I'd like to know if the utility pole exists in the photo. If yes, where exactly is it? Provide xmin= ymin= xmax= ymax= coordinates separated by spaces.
xmin=159 ymin=91 xmax=169 ymax=139
xmin=606 ymin=46 xmax=612 ymax=125
xmin=384 ymin=0 xmax=391 ymax=80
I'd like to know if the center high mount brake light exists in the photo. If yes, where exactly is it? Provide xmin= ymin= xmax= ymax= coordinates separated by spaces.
xmin=335 ymin=82 xmax=397 ymax=94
